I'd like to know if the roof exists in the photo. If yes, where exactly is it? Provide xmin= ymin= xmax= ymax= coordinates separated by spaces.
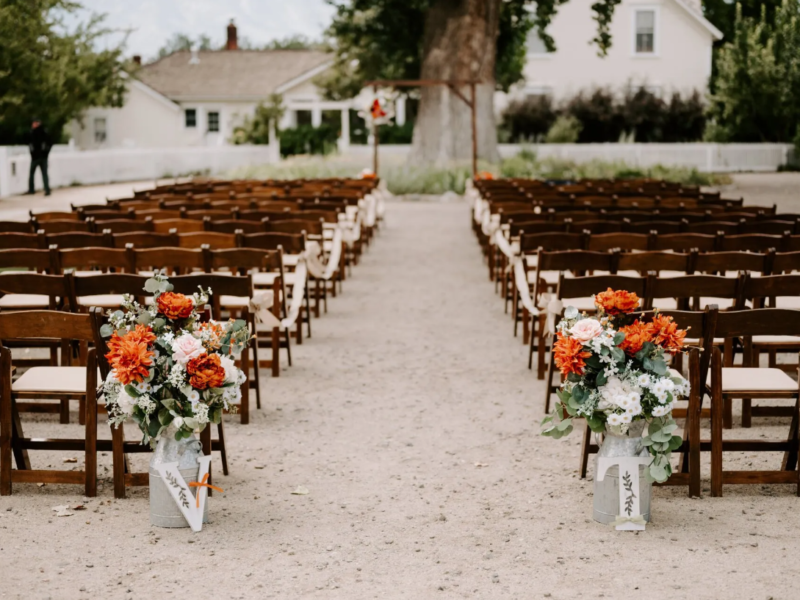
xmin=672 ymin=0 xmax=724 ymax=40
xmin=137 ymin=50 xmax=333 ymax=101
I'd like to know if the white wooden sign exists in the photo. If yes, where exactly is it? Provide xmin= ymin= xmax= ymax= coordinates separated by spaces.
xmin=597 ymin=456 xmax=651 ymax=531
xmin=154 ymin=456 xmax=214 ymax=532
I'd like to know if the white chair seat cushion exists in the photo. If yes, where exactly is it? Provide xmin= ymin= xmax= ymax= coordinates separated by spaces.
xmin=284 ymin=272 xmax=303 ymax=285
xmin=751 ymin=335 xmax=800 ymax=344
xmin=651 ymin=298 xmax=678 ymax=310
xmin=252 ymin=272 xmax=280 ymax=286
xmin=78 ymin=294 xmax=125 ymax=308
xmin=220 ymin=295 xmax=250 ymax=308
xmin=708 ymin=368 xmax=798 ymax=392
xmin=0 ymin=294 xmax=51 ymax=308
xmin=684 ymin=337 xmax=725 ymax=345
xmin=13 ymin=366 xmax=100 ymax=394
xmin=546 ymin=296 xmax=597 ymax=311
xmin=773 ymin=297 xmax=800 ymax=309
xmin=282 ymin=255 xmax=301 ymax=267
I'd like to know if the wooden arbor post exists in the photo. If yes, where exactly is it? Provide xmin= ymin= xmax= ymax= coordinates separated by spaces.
xmin=364 ymin=79 xmax=480 ymax=177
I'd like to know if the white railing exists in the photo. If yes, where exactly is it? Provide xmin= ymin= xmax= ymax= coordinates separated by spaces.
xmin=0 ymin=145 xmax=279 ymax=198
xmin=343 ymin=142 xmax=794 ymax=173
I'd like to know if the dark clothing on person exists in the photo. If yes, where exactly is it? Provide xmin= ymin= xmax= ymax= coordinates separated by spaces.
xmin=27 ymin=125 xmax=51 ymax=195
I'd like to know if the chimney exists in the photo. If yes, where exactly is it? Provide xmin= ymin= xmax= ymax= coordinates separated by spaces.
xmin=226 ymin=19 xmax=238 ymax=50
xmin=132 ymin=55 xmax=141 ymax=65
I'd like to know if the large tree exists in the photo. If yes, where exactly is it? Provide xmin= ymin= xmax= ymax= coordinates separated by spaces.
xmin=321 ymin=0 xmax=620 ymax=165
xmin=0 ymin=0 xmax=128 ymax=144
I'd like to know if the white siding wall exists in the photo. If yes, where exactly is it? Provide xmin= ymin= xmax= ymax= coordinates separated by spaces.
xmin=499 ymin=0 xmax=715 ymax=110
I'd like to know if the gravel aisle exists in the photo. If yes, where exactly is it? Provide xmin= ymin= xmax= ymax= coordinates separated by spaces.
xmin=1 ymin=199 xmax=799 ymax=599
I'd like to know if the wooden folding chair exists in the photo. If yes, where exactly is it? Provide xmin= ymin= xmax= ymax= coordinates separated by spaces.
xmin=707 ymin=307 xmax=800 ymax=496
xmin=0 ymin=310 xmax=99 ymax=496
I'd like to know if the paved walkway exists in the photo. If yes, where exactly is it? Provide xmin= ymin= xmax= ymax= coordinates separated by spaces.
xmin=1 ymin=199 xmax=799 ymax=599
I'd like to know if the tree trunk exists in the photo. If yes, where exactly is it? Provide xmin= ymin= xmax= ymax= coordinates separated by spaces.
xmin=409 ymin=0 xmax=501 ymax=166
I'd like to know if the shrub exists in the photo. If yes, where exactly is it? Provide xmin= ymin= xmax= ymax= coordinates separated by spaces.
xmin=500 ymin=95 xmax=558 ymax=142
xmin=620 ymin=87 xmax=666 ymax=142
xmin=564 ymin=88 xmax=624 ymax=143
xmin=544 ymin=115 xmax=582 ymax=143
xmin=663 ymin=90 xmax=706 ymax=142
xmin=279 ymin=124 xmax=339 ymax=157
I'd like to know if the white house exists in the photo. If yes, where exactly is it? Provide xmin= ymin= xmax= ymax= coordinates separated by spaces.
xmin=71 ymin=21 xmax=355 ymax=150
xmin=499 ymin=0 xmax=723 ymax=107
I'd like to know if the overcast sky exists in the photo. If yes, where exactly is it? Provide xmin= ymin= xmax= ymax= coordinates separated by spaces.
xmin=66 ymin=0 xmax=336 ymax=60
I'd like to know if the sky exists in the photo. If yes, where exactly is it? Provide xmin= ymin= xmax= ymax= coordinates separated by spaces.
xmin=65 ymin=0 xmax=336 ymax=60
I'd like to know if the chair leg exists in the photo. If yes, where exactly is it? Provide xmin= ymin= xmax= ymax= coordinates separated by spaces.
xmin=781 ymin=397 xmax=799 ymax=474
xmin=579 ymin=421 xmax=592 ymax=479
xmin=285 ymin=327 xmax=292 ymax=367
xmin=239 ymin=343 xmax=250 ymax=425
xmin=304 ymin=282 xmax=312 ymax=339
xmin=687 ymin=350 xmax=702 ymax=498
xmin=271 ymin=327 xmax=280 ymax=377
xmin=217 ymin=421 xmax=229 ymax=476
xmin=111 ymin=425 xmax=126 ymax=499
xmin=544 ymin=350 xmax=557 ymax=414
xmin=60 ymin=398 xmax=70 ymax=424
xmin=78 ymin=397 xmax=85 ymax=426
xmin=200 ymin=426 xmax=212 ymax=491
xmin=250 ymin=331 xmax=262 ymax=410
xmin=527 ymin=318 xmax=536 ymax=370
xmin=537 ymin=327 xmax=547 ymax=381
xmin=84 ymin=389 xmax=97 ymax=498
xmin=710 ymin=350 xmax=724 ymax=497
xmin=741 ymin=398 xmax=752 ymax=428
xmin=1 ymin=355 xmax=13 ymax=495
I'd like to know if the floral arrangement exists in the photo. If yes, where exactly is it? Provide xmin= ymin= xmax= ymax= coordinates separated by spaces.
xmin=100 ymin=273 xmax=250 ymax=446
xmin=541 ymin=288 xmax=690 ymax=482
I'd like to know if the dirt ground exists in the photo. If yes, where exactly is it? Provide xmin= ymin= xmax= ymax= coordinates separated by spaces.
xmin=0 ymin=175 xmax=799 ymax=599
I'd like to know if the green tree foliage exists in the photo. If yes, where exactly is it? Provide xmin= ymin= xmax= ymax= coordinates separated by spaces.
xmin=0 ymin=0 xmax=128 ymax=144
xmin=156 ymin=32 xmax=214 ymax=58
xmin=708 ymin=1 xmax=800 ymax=142
xmin=319 ymin=0 xmax=623 ymax=101
xmin=232 ymin=93 xmax=286 ymax=144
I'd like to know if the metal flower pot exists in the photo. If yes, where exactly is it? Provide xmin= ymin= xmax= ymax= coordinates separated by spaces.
xmin=593 ymin=420 xmax=652 ymax=524
xmin=149 ymin=433 xmax=208 ymax=528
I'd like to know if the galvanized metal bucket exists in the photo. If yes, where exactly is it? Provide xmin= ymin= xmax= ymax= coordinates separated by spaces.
xmin=593 ymin=421 xmax=652 ymax=525
xmin=149 ymin=434 xmax=208 ymax=528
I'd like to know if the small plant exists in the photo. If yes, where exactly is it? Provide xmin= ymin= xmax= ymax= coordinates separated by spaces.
xmin=544 ymin=115 xmax=583 ymax=143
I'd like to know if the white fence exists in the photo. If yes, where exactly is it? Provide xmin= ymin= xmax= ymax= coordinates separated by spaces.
xmin=344 ymin=142 xmax=794 ymax=173
xmin=0 ymin=145 xmax=278 ymax=198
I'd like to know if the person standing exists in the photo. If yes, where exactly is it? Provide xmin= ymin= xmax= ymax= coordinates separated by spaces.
xmin=27 ymin=118 xmax=51 ymax=196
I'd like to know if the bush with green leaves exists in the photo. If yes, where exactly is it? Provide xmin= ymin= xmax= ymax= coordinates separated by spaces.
xmin=500 ymin=95 xmax=558 ymax=142
xmin=279 ymin=124 xmax=340 ymax=157
xmin=708 ymin=0 xmax=800 ymax=143
xmin=544 ymin=115 xmax=583 ymax=143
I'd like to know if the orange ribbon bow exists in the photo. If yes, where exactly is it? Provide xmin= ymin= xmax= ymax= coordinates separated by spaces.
xmin=188 ymin=473 xmax=224 ymax=507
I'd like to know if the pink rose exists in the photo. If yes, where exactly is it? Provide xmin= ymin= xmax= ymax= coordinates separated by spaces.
xmin=171 ymin=333 xmax=205 ymax=365
xmin=569 ymin=319 xmax=604 ymax=343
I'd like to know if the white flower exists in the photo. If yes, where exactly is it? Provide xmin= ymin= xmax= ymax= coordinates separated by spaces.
xmin=219 ymin=354 xmax=239 ymax=385
xmin=171 ymin=333 xmax=205 ymax=365
xmin=161 ymin=331 xmax=175 ymax=344
xmin=168 ymin=363 xmax=186 ymax=387
xmin=115 ymin=388 xmax=136 ymax=416
xmin=188 ymin=390 xmax=200 ymax=405
xmin=637 ymin=373 xmax=651 ymax=387
xmin=193 ymin=403 xmax=210 ymax=425
xmin=607 ymin=413 xmax=623 ymax=426
xmin=173 ymin=416 xmax=184 ymax=429
xmin=652 ymin=404 xmax=673 ymax=417
xmin=133 ymin=381 xmax=151 ymax=394
xmin=619 ymin=412 xmax=633 ymax=424
xmin=136 ymin=396 xmax=157 ymax=414
xmin=626 ymin=403 xmax=642 ymax=416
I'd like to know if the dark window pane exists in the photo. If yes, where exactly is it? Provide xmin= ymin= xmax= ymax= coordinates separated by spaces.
xmin=296 ymin=110 xmax=312 ymax=126
xmin=185 ymin=109 xmax=197 ymax=128
xmin=208 ymin=111 xmax=220 ymax=132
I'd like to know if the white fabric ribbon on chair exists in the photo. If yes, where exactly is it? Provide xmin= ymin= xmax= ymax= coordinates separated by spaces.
xmin=248 ymin=291 xmax=281 ymax=328
xmin=544 ymin=295 xmax=563 ymax=335
xmin=493 ymin=228 xmax=539 ymax=318
xmin=279 ymin=259 xmax=308 ymax=330
xmin=304 ymin=226 xmax=343 ymax=281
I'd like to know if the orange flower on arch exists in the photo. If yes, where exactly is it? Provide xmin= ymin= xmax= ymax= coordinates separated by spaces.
xmin=553 ymin=333 xmax=592 ymax=377
xmin=156 ymin=292 xmax=194 ymax=320
xmin=648 ymin=314 xmax=687 ymax=353
xmin=618 ymin=320 xmax=653 ymax=356
xmin=594 ymin=288 xmax=640 ymax=316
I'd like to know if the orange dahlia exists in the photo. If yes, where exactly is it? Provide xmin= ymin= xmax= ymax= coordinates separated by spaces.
xmin=186 ymin=353 xmax=226 ymax=390
xmin=594 ymin=288 xmax=640 ymax=316
xmin=156 ymin=292 xmax=194 ymax=320
xmin=618 ymin=320 xmax=653 ymax=356
xmin=553 ymin=333 xmax=592 ymax=377
xmin=648 ymin=314 xmax=687 ymax=353
xmin=106 ymin=333 xmax=154 ymax=385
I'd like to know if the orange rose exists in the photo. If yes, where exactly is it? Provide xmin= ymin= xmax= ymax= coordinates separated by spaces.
xmin=594 ymin=288 xmax=640 ymax=316
xmin=553 ymin=333 xmax=592 ymax=377
xmin=477 ymin=171 xmax=494 ymax=180
xmin=106 ymin=332 xmax=154 ymax=385
xmin=156 ymin=292 xmax=194 ymax=320
xmin=648 ymin=314 xmax=686 ymax=353
xmin=186 ymin=353 xmax=226 ymax=390
xmin=618 ymin=320 xmax=653 ymax=356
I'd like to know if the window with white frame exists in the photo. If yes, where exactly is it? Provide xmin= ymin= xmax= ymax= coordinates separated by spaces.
xmin=526 ymin=29 xmax=550 ymax=56
xmin=634 ymin=9 xmax=656 ymax=54
xmin=207 ymin=111 xmax=220 ymax=132
xmin=94 ymin=117 xmax=107 ymax=143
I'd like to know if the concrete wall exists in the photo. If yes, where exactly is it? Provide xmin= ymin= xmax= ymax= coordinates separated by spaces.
xmin=0 ymin=145 xmax=277 ymax=197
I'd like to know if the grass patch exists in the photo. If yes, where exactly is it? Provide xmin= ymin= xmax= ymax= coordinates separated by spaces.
xmin=229 ymin=151 xmax=730 ymax=195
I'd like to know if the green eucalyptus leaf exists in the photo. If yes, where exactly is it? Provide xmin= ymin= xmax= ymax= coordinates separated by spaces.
xmin=668 ymin=435 xmax=684 ymax=451
xmin=610 ymin=347 xmax=625 ymax=362
xmin=136 ymin=312 xmax=152 ymax=325
xmin=649 ymin=463 xmax=669 ymax=483
xmin=144 ymin=278 xmax=161 ymax=293
xmin=586 ymin=415 xmax=605 ymax=433
xmin=153 ymin=318 xmax=166 ymax=329
xmin=613 ymin=331 xmax=625 ymax=345
xmin=157 ymin=409 xmax=172 ymax=426
xmin=99 ymin=323 xmax=114 ymax=338
xmin=596 ymin=371 xmax=607 ymax=387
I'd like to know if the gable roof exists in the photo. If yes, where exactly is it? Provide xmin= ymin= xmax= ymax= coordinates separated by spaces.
xmin=137 ymin=50 xmax=333 ymax=102
xmin=672 ymin=0 xmax=724 ymax=40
